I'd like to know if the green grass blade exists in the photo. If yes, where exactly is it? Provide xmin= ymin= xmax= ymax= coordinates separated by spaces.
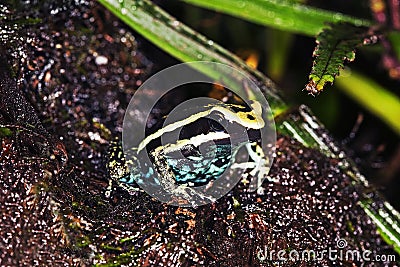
xmin=360 ymin=200 xmax=400 ymax=255
xmin=266 ymin=29 xmax=294 ymax=82
xmin=98 ymin=0 xmax=288 ymax=116
xmin=388 ymin=31 xmax=400 ymax=60
xmin=182 ymin=0 xmax=372 ymax=36
xmin=335 ymin=69 xmax=400 ymax=135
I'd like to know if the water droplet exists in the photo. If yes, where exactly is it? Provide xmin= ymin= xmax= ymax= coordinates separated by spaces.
xmin=285 ymin=19 xmax=294 ymax=27
xmin=237 ymin=1 xmax=246 ymax=8
xmin=197 ymin=54 xmax=203 ymax=59
xmin=50 ymin=8 xmax=60 ymax=15
xmin=131 ymin=5 xmax=137 ymax=11
xmin=267 ymin=11 xmax=275 ymax=18
xmin=121 ymin=8 xmax=127 ymax=15
xmin=95 ymin=55 xmax=108 ymax=65
xmin=207 ymin=40 xmax=214 ymax=46
xmin=171 ymin=20 xmax=180 ymax=27
xmin=274 ymin=18 xmax=283 ymax=26
xmin=333 ymin=13 xmax=344 ymax=21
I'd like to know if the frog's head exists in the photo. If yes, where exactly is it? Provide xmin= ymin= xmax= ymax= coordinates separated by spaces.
xmin=138 ymin=100 xmax=265 ymax=153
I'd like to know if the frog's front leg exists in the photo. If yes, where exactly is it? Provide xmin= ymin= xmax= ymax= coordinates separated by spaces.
xmin=106 ymin=139 xmax=142 ymax=197
xmin=150 ymin=147 xmax=216 ymax=206
xmin=150 ymin=148 xmax=178 ymax=194
xmin=232 ymin=142 xmax=277 ymax=193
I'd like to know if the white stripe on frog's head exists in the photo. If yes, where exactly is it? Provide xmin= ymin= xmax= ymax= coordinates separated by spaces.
xmin=137 ymin=100 xmax=265 ymax=153
xmin=153 ymin=131 xmax=231 ymax=154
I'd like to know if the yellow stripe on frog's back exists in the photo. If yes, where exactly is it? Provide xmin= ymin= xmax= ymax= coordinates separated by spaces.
xmin=137 ymin=101 xmax=265 ymax=153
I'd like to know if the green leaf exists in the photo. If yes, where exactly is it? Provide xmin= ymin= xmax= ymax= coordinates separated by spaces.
xmin=388 ymin=31 xmax=400 ymax=60
xmin=0 ymin=126 xmax=12 ymax=138
xmin=182 ymin=0 xmax=371 ymax=36
xmin=335 ymin=69 xmax=400 ymax=135
xmin=266 ymin=29 xmax=294 ymax=82
xmin=305 ymin=23 xmax=372 ymax=95
xmin=98 ymin=0 xmax=288 ymax=116
xmin=359 ymin=200 xmax=400 ymax=255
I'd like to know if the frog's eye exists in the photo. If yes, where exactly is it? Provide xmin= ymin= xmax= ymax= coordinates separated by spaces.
xmin=208 ymin=111 xmax=227 ymax=132
xmin=246 ymin=114 xmax=256 ymax=121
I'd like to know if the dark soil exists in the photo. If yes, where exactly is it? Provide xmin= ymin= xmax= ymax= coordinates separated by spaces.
xmin=0 ymin=1 xmax=398 ymax=266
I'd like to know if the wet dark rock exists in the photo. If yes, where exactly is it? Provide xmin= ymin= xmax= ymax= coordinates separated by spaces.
xmin=0 ymin=1 xmax=398 ymax=266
